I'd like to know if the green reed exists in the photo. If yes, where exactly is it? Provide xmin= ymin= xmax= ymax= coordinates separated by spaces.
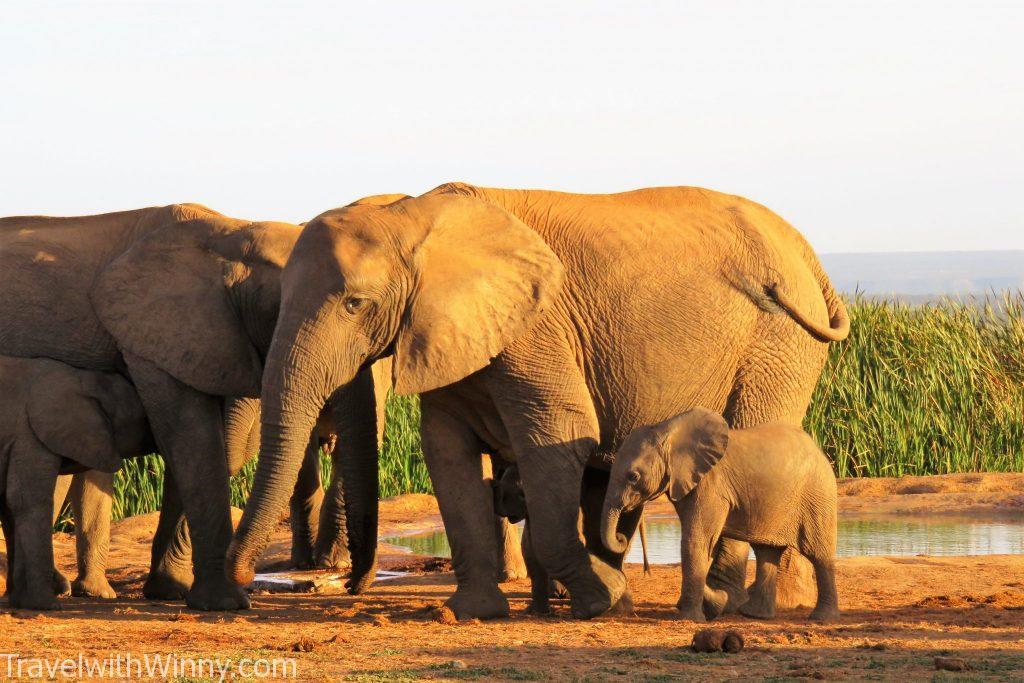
xmin=78 ymin=393 xmax=430 ymax=526
xmin=805 ymin=292 xmax=1024 ymax=477
xmin=75 ymin=293 xmax=1022 ymax=525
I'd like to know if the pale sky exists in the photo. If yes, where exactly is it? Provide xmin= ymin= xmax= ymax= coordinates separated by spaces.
xmin=2 ymin=1 xmax=1021 ymax=253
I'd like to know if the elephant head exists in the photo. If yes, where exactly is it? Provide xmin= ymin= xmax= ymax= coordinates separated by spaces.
xmin=491 ymin=465 xmax=527 ymax=524
xmin=601 ymin=408 xmax=729 ymax=554
xmin=27 ymin=361 xmax=153 ymax=473
xmin=227 ymin=188 xmax=564 ymax=590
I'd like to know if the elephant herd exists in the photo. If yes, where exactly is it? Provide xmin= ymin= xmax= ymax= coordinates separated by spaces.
xmin=0 ymin=183 xmax=849 ymax=621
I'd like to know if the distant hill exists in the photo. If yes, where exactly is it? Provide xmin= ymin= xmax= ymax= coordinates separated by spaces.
xmin=818 ymin=251 xmax=1024 ymax=298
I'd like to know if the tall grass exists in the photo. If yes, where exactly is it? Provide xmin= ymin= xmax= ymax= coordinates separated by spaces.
xmin=87 ymin=394 xmax=430 ymax=526
xmin=806 ymin=293 xmax=1024 ymax=477
xmin=91 ymin=293 xmax=1022 ymax=522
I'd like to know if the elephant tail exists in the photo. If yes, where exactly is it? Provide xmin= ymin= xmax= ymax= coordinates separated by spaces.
xmin=765 ymin=259 xmax=850 ymax=343
xmin=639 ymin=514 xmax=651 ymax=576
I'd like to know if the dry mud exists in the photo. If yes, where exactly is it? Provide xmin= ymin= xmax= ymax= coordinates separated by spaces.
xmin=1 ymin=474 xmax=1023 ymax=681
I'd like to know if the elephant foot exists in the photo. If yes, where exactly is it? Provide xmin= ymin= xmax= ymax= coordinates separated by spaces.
xmin=739 ymin=597 xmax=775 ymax=620
xmin=12 ymin=587 xmax=61 ymax=611
xmin=524 ymin=599 xmax=550 ymax=615
xmin=808 ymin=605 xmax=840 ymax=623
xmin=702 ymin=586 xmax=730 ymax=621
xmin=674 ymin=604 xmax=707 ymax=623
xmin=289 ymin=541 xmax=316 ymax=570
xmin=498 ymin=565 xmax=528 ymax=583
xmin=444 ymin=583 xmax=509 ymax=621
xmin=52 ymin=568 xmax=72 ymax=597
xmin=498 ymin=551 xmax=528 ymax=583
xmin=186 ymin=575 xmax=250 ymax=611
xmin=606 ymin=588 xmax=635 ymax=617
xmin=568 ymin=555 xmax=627 ymax=620
xmin=707 ymin=539 xmax=750 ymax=614
xmin=315 ymin=546 xmax=352 ymax=572
xmin=143 ymin=565 xmax=193 ymax=600
xmin=72 ymin=574 xmax=118 ymax=600
xmin=706 ymin=576 xmax=748 ymax=615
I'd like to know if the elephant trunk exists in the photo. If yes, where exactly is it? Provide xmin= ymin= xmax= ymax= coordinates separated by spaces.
xmin=601 ymin=503 xmax=629 ymax=555
xmin=228 ymin=414 xmax=317 ymax=585
xmin=228 ymin=317 xmax=347 ymax=587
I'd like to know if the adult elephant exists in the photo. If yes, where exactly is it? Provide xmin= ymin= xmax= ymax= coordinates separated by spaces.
xmin=44 ymin=390 xmax=386 ymax=601
xmin=0 ymin=203 xmax=385 ymax=609
xmin=228 ymin=183 xmax=849 ymax=619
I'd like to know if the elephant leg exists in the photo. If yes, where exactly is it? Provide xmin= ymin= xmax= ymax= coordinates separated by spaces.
xmin=677 ymin=500 xmax=728 ymax=622
xmin=142 ymin=471 xmax=193 ymax=600
xmin=482 ymin=454 xmax=527 ymax=583
xmin=420 ymin=399 xmax=507 ymax=620
xmin=706 ymin=537 xmax=750 ymax=613
xmin=677 ymin=534 xmax=713 ymax=623
xmin=489 ymin=355 xmax=622 ymax=621
xmin=739 ymin=543 xmax=782 ymax=619
xmin=124 ymin=351 xmax=248 ymax=611
xmin=807 ymin=554 xmax=840 ymax=622
xmin=9 ymin=451 xmax=62 ymax=610
xmin=1 ymin=509 xmax=13 ymax=594
xmin=723 ymin=336 xmax=826 ymax=609
xmin=50 ymin=474 xmax=73 ymax=597
xmin=801 ymin=519 xmax=840 ymax=622
xmin=288 ymin=439 xmax=324 ymax=569
xmin=494 ymin=515 xmax=527 ymax=582
xmin=774 ymin=547 xmax=818 ymax=609
xmin=69 ymin=471 xmax=117 ymax=599
xmin=580 ymin=466 xmax=638 ymax=615
xmin=511 ymin=445 xmax=625 ymax=621
xmin=51 ymin=474 xmax=73 ymax=522
xmin=521 ymin=521 xmax=552 ymax=614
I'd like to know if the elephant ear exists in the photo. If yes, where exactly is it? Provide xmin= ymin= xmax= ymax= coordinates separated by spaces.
xmin=26 ymin=364 xmax=122 ymax=473
xmin=392 ymin=195 xmax=565 ymax=395
xmin=668 ymin=408 xmax=730 ymax=502
xmin=92 ymin=207 xmax=294 ymax=397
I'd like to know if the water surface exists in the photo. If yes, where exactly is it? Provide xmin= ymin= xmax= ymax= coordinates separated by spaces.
xmin=384 ymin=513 xmax=1024 ymax=564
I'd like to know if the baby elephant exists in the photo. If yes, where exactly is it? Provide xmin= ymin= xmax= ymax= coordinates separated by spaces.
xmin=601 ymin=408 xmax=839 ymax=622
xmin=0 ymin=356 xmax=151 ymax=610
xmin=492 ymin=464 xmax=561 ymax=613
xmin=493 ymin=464 xmax=649 ymax=614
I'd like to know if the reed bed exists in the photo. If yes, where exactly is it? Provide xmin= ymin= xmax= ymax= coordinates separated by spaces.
xmin=807 ymin=292 xmax=1024 ymax=476
xmin=88 ymin=293 xmax=1022 ymax=523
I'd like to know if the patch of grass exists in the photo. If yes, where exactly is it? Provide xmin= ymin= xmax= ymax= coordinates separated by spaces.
xmin=58 ymin=293 xmax=1024 ymax=531
xmin=662 ymin=650 xmax=729 ymax=665
xmin=496 ymin=667 xmax=545 ymax=681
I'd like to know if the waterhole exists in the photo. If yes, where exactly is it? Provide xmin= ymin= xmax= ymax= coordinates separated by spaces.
xmin=384 ymin=514 xmax=1024 ymax=564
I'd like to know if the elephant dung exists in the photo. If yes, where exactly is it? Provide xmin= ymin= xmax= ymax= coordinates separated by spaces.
xmin=934 ymin=657 xmax=970 ymax=672
xmin=691 ymin=628 xmax=745 ymax=653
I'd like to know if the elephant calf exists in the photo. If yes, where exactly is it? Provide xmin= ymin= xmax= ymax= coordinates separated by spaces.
xmin=493 ymin=464 xmax=649 ymax=614
xmin=491 ymin=464 xmax=562 ymax=613
xmin=0 ymin=356 xmax=151 ymax=610
xmin=602 ymin=408 xmax=839 ymax=622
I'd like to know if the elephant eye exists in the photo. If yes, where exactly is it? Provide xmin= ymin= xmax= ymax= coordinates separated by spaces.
xmin=344 ymin=297 xmax=367 ymax=315
xmin=628 ymin=471 xmax=641 ymax=484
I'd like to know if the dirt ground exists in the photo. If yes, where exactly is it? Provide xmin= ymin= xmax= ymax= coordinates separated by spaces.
xmin=2 ymin=473 xmax=1024 ymax=681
